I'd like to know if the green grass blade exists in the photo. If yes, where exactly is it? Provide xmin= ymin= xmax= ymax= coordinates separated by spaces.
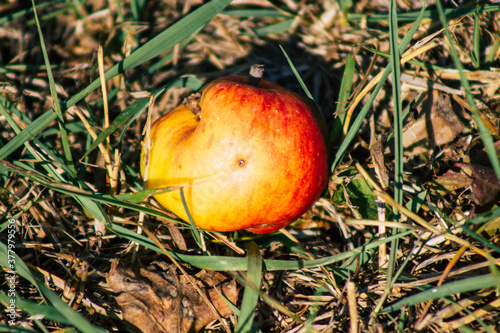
xmin=0 ymin=292 xmax=71 ymax=325
xmin=0 ymin=110 xmax=56 ymax=162
xmin=406 ymin=190 xmax=427 ymax=214
xmin=110 ymin=223 xmax=414 ymax=271
xmin=485 ymin=34 xmax=500 ymax=65
xmin=331 ymin=0 xmax=428 ymax=173
xmin=331 ymin=67 xmax=391 ymax=172
xmin=279 ymin=45 xmax=318 ymax=106
xmin=0 ymin=94 xmax=34 ymax=125
xmin=80 ymin=90 xmax=158 ymax=161
xmin=0 ymin=1 xmax=58 ymax=26
xmin=383 ymin=0 xmax=404 ymax=311
xmin=389 ymin=0 xmax=404 ymax=215
xmin=75 ymin=196 xmax=111 ymax=225
xmin=380 ymin=274 xmax=497 ymax=313
xmin=421 ymin=200 xmax=500 ymax=254
xmin=400 ymin=0 xmax=428 ymax=52
xmin=488 ymin=254 xmax=500 ymax=291
xmin=335 ymin=54 xmax=355 ymax=117
xmin=82 ymin=76 xmax=204 ymax=160
xmin=457 ymin=227 xmax=500 ymax=254
xmin=0 ymin=104 xmax=111 ymax=226
xmin=0 ymin=242 xmax=44 ymax=301
xmin=115 ymin=187 xmax=174 ymax=204
xmin=61 ymin=0 xmax=233 ymax=111
xmin=36 ymin=279 xmax=106 ymax=333
xmin=25 ymin=5 xmax=74 ymax=26
xmin=279 ymin=45 xmax=325 ymax=126
xmin=466 ymin=205 xmax=500 ymax=226
xmin=2 ymin=241 xmax=103 ymax=330
xmin=224 ymin=8 xmax=290 ymax=18
xmin=0 ymin=104 xmax=75 ymax=183
xmin=471 ymin=5 xmax=480 ymax=68
xmin=180 ymin=187 xmax=204 ymax=249
xmin=347 ymin=4 xmax=500 ymax=22
xmin=31 ymin=1 xmax=76 ymax=174
xmin=0 ymin=323 xmax=39 ymax=332
xmin=235 ymin=241 xmax=262 ymax=333
xmin=435 ymin=0 xmax=500 ymax=182
xmin=253 ymin=18 xmax=295 ymax=35
xmin=0 ymin=160 xmax=173 ymax=225
xmin=428 ymin=207 xmax=500 ymax=255
xmin=132 ymin=37 xmax=198 ymax=80
xmin=1 ymin=159 xmax=110 ymax=224
xmin=330 ymin=54 xmax=355 ymax=145
xmin=130 ymin=0 xmax=145 ymax=21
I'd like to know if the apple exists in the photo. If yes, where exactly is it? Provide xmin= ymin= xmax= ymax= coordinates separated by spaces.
xmin=141 ymin=65 xmax=329 ymax=234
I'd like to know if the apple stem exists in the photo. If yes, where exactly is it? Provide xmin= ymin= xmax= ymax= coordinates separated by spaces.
xmin=183 ymin=92 xmax=202 ymax=119
xmin=248 ymin=64 xmax=264 ymax=87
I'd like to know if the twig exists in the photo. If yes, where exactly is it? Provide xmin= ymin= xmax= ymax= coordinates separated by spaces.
xmin=347 ymin=281 xmax=358 ymax=333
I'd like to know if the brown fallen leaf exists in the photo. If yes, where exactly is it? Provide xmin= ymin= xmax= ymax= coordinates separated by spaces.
xmin=370 ymin=131 xmax=390 ymax=189
xmin=431 ymin=163 xmax=500 ymax=206
xmin=167 ymin=223 xmax=188 ymax=251
xmin=106 ymin=260 xmax=238 ymax=333
xmin=402 ymin=90 xmax=464 ymax=156
xmin=431 ymin=163 xmax=474 ymax=194
xmin=469 ymin=164 xmax=500 ymax=206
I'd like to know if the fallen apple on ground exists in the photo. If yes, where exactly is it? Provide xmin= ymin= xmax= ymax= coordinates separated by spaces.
xmin=141 ymin=65 xmax=329 ymax=234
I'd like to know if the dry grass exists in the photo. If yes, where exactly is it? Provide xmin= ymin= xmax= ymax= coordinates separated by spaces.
xmin=1 ymin=0 xmax=500 ymax=332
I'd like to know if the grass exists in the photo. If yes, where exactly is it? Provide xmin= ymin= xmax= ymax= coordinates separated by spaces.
xmin=1 ymin=0 xmax=500 ymax=332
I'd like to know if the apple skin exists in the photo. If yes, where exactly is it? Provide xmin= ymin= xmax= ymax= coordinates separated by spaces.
xmin=141 ymin=75 xmax=329 ymax=234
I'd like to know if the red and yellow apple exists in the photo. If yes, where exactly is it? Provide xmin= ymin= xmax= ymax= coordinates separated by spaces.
xmin=141 ymin=65 xmax=329 ymax=234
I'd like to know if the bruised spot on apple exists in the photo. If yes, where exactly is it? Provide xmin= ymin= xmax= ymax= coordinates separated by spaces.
xmin=141 ymin=65 xmax=329 ymax=234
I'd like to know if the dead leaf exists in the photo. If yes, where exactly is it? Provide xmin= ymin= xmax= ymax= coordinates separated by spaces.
xmin=402 ymin=90 xmax=464 ymax=156
xmin=167 ymin=224 xmax=188 ymax=251
xmin=431 ymin=163 xmax=474 ymax=194
xmin=469 ymin=165 xmax=500 ymax=206
xmin=106 ymin=260 xmax=238 ymax=333
xmin=370 ymin=131 xmax=390 ymax=189
xmin=431 ymin=163 xmax=500 ymax=206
